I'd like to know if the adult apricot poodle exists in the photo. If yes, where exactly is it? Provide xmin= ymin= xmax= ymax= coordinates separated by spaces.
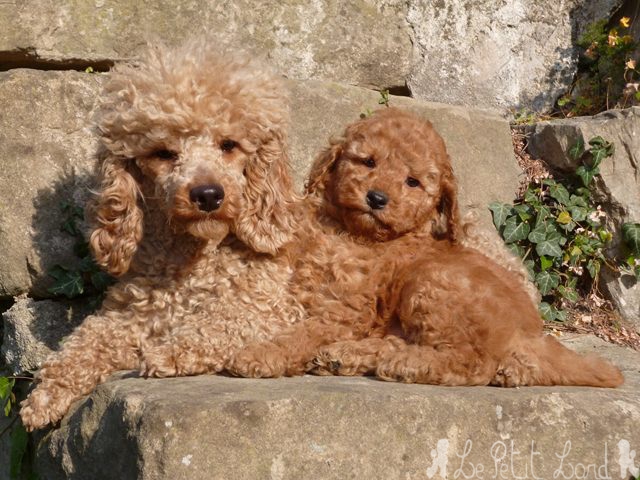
xmin=229 ymin=108 xmax=623 ymax=388
xmin=20 ymin=40 xmax=306 ymax=430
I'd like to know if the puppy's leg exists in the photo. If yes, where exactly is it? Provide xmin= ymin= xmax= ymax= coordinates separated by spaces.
xmin=309 ymin=336 xmax=407 ymax=376
xmin=20 ymin=313 xmax=141 ymax=431
xmin=227 ymin=320 xmax=356 ymax=378
xmin=376 ymin=343 xmax=496 ymax=385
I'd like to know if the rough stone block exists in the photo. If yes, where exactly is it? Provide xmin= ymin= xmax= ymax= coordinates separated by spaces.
xmin=34 ymin=335 xmax=640 ymax=480
xmin=0 ymin=0 xmax=623 ymax=112
xmin=1 ymin=295 xmax=91 ymax=374
xmin=0 ymin=69 xmax=102 ymax=298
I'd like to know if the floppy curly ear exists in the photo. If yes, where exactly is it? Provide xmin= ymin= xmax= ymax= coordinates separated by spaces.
xmin=233 ymin=132 xmax=298 ymax=254
xmin=433 ymin=168 xmax=461 ymax=243
xmin=88 ymin=153 xmax=143 ymax=276
xmin=305 ymin=142 xmax=343 ymax=196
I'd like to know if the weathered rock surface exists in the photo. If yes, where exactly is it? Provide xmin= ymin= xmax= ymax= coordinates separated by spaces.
xmin=0 ymin=70 xmax=519 ymax=299
xmin=1 ymin=295 xmax=90 ymax=374
xmin=0 ymin=0 xmax=622 ymax=112
xmin=0 ymin=69 xmax=102 ymax=299
xmin=0 ymin=0 xmax=412 ymax=91
xmin=406 ymin=0 xmax=623 ymax=111
xmin=34 ymin=334 xmax=640 ymax=480
xmin=527 ymin=107 xmax=640 ymax=326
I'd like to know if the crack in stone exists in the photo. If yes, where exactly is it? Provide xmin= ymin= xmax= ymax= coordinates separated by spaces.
xmin=0 ymin=48 xmax=113 ymax=73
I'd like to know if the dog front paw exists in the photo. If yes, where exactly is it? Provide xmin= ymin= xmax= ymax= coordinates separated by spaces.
xmin=20 ymin=387 xmax=68 ymax=431
xmin=227 ymin=343 xmax=286 ymax=378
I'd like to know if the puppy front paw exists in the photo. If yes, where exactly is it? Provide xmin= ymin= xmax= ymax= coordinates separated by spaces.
xmin=227 ymin=343 xmax=286 ymax=378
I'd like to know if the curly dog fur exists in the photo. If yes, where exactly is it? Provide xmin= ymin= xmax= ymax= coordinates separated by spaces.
xmin=229 ymin=108 xmax=623 ymax=388
xmin=20 ymin=40 xmax=307 ymax=430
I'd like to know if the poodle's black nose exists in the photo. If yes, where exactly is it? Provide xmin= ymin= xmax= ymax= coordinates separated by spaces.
xmin=366 ymin=190 xmax=389 ymax=210
xmin=190 ymin=184 xmax=225 ymax=212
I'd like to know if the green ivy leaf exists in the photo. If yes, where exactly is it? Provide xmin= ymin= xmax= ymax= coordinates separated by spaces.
xmin=502 ymin=216 xmax=530 ymax=243
xmin=569 ymin=137 xmax=585 ymax=161
xmin=489 ymin=202 xmax=513 ymax=230
xmin=558 ymin=284 xmax=579 ymax=303
xmin=576 ymin=165 xmax=597 ymax=187
xmin=536 ymin=270 xmax=560 ymax=295
xmin=622 ymin=223 xmax=640 ymax=255
xmin=569 ymin=195 xmax=588 ymax=208
xmin=528 ymin=224 xmax=547 ymax=244
xmin=536 ymin=238 xmax=563 ymax=258
xmin=539 ymin=256 xmax=554 ymax=271
xmin=524 ymin=259 xmax=536 ymax=280
xmin=555 ymin=309 xmax=568 ymax=322
xmin=48 ymin=265 xmax=84 ymax=299
xmin=548 ymin=183 xmax=571 ymax=206
xmin=513 ymin=204 xmax=533 ymax=221
xmin=588 ymin=136 xmax=614 ymax=169
xmin=539 ymin=302 xmax=556 ymax=321
xmin=506 ymin=243 xmax=524 ymax=258
xmin=535 ymin=205 xmax=552 ymax=227
xmin=90 ymin=271 xmax=114 ymax=291
xmin=524 ymin=187 xmax=540 ymax=205
xmin=0 ymin=377 xmax=14 ymax=401
xmin=587 ymin=259 xmax=601 ymax=279
xmin=569 ymin=206 xmax=588 ymax=222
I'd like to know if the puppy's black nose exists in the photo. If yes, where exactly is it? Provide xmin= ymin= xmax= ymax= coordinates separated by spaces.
xmin=189 ymin=184 xmax=225 ymax=212
xmin=366 ymin=190 xmax=389 ymax=210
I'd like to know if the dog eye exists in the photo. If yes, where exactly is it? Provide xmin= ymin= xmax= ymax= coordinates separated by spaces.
xmin=152 ymin=149 xmax=178 ymax=161
xmin=221 ymin=139 xmax=237 ymax=152
xmin=362 ymin=157 xmax=376 ymax=168
xmin=406 ymin=177 xmax=421 ymax=188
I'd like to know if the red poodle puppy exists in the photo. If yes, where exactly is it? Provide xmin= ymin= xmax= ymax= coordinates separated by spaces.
xmin=229 ymin=108 xmax=623 ymax=388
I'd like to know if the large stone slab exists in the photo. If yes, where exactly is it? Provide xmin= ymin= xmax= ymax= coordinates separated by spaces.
xmin=0 ymin=71 xmax=519 ymax=299
xmin=34 ymin=335 xmax=640 ymax=480
xmin=0 ymin=0 xmax=412 ymax=91
xmin=0 ymin=69 xmax=102 ymax=299
xmin=406 ymin=0 xmax=622 ymax=112
xmin=0 ymin=0 xmax=623 ymax=112
xmin=527 ymin=107 xmax=640 ymax=327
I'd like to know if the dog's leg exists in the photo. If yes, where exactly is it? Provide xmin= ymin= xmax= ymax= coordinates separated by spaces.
xmin=141 ymin=324 xmax=230 ymax=378
xmin=20 ymin=313 xmax=141 ymax=431
xmin=227 ymin=320 xmax=356 ymax=378
xmin=309 ymin=336 xmax=407 ymax=376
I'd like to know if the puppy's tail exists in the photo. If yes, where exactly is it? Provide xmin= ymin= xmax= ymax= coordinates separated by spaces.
xmin=499 ymin=335 xmax=624 ymax=388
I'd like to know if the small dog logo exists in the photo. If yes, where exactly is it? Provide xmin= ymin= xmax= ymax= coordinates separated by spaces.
xmin=426 ymin=439 xmax=450 ymax=478
xmin=618 ymin=439 xmax=639 ymax=479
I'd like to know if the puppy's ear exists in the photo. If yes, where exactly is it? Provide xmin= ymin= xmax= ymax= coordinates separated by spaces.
xmin=88 ymin=153 xmax=143 ymax=276
xmin=433 ymin=168 xmax=461 ymax=243
xmin=305 ymin=142 xmax=342 ymax=195
xmin=234 ymin=131 xmax=297 ymax=254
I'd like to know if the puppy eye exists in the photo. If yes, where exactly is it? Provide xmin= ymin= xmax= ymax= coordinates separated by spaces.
xmin=153 ymin=149 xmax=178 ymax=161
xmin=406 ymin=177 xmax=421 ymax=188
xmin=362 ymin=157 xmax=376 ymax=168
xmin=221 ymin=139 xmax=237 ymax=152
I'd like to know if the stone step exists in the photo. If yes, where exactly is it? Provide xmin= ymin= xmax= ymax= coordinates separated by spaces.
xmin=35 ymin=335 xmax=640 ymax=480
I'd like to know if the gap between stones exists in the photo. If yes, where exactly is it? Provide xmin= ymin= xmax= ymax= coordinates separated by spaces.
xmin=0 ymin=49 xmax=113 ymax=72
